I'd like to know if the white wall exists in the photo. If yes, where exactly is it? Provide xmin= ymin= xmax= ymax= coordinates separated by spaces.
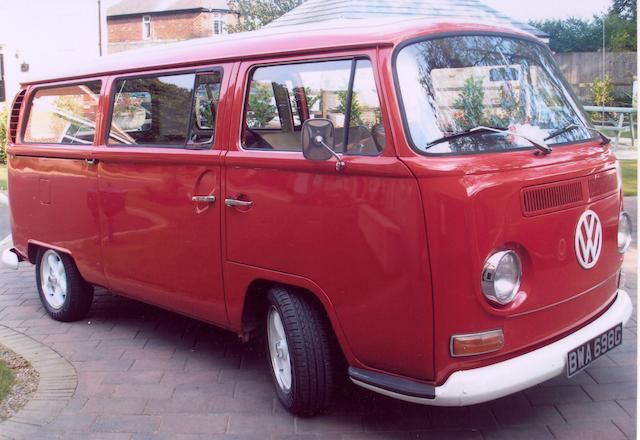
xmin=0 ymin=0 xmax=115 ymax=107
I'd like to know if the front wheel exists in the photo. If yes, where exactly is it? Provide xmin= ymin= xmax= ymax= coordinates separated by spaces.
xmin=35 ymin=248 xmax=94 ymax=322
xmin=266 ymin=286 xmax=335 ymax=416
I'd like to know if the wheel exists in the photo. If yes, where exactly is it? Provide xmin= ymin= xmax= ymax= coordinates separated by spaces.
xmin=266 ymin=286 xmax=335 ymax=416
xmin=35 ymin=248 xmax=94 ymax=322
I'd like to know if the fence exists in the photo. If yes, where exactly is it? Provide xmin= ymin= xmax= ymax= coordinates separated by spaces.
xmin=553 ymin=52 xmax=637 ymax=105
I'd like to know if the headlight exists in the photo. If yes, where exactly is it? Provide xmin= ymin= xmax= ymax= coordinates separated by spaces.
xmin=618 ymin=211 xmax=633 ymax=253
xmin=481 ymin=250 xmax=522 ymax=305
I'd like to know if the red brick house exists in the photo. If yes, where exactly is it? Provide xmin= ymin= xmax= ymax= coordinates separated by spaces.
xmin=107 ymin=0 xmax=240 ymax=54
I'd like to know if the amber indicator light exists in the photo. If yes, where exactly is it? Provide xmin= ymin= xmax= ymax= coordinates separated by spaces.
xmin=451 ymin=329 xmax=505 ymax=357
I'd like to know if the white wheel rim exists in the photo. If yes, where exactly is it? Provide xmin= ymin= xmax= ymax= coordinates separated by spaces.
xmin=40 ymin=250 xmax=68 ymax=309
xmin=267 ymin=307 xmax=292 ymax=391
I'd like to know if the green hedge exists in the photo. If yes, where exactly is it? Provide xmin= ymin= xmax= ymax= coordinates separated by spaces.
xmin=0 ymin=105 xmax=7 ymax=164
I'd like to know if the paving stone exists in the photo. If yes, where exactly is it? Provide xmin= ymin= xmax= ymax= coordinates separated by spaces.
xmin=524 ymin=385 xmax=592 ymax=406
xmin=557 ymin=400 xmax=632 ymax=422
xmin=157 ymin=414 xmax=228 ymax=434
xmin=587 ymin=366 xmax=638 ymax=384
xmin=491 ymin=404 xmax=565 ymax=426
xmin=101 ymin=370 xmax=164 ymax=385
xmin=92 ymin=415 xmax=161 ymax=433
xmin=612 ymin=416 xmax=636 ymax=439
xmin=342 ymin=429 xmax=484 ymax=439
xmin=583 ymin=382 xmax=637 ymax=401
xmin=81 ymin=397 xmax=147 ymax=414
xmin=112 ymin=383 xmax=176 ymax=400
xmin=616 ymin=398 xmax=637 ymax=417
xmin=548 ymin=420 xmax=627 ymax=440
xmin=296 ymin=414 xmax=364 ymax=433
xmin=482 ymin=425 xmax=554 ymax=440
xmin=143 ymin=395 xmax=211 ymax=415
xmin=228 ymin=413 xmax=296 ymax=435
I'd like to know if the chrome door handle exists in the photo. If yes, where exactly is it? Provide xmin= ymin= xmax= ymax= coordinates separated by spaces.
xmin=85 ymin=158 xmax=98 ymax=165
xmin=225 ymin=198 xmax=253 ymax=208
xmin=192 ymin=195 xmax=216 ymax=204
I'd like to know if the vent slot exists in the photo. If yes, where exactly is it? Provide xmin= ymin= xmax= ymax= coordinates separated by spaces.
xmin=522 ymin=180 xmax=585 ymax=216
xmin=8 ymin=89 xmax=26 ymax=144
xmin=588 ymin=170 xmax=618 ymax=200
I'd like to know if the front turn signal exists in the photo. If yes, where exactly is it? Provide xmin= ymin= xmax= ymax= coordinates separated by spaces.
xmin=450 ymin=329 xmax=505 ymax=357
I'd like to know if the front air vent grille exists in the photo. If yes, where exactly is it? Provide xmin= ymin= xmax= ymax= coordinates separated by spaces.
xmin=522 ymin=181 xmax=585 ymax=216
xmin=8 ymin=89 xmax=26 ymax=144
xmin=588 ymin=170 xmax=618 ymax=200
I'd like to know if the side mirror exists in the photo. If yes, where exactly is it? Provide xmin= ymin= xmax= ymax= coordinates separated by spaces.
xmin=301 ymin=119 xmax=345 ymax=171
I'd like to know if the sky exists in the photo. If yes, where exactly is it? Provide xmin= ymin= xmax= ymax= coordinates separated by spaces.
xmin=483 ymin=0 xmax=612 ymax=21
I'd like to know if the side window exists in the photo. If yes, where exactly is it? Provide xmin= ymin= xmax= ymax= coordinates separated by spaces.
xmin=108 ymin=71 xmax=222 ymax=148
xmin=24 ymin=81 xmax=101 ymax=145
xmin=190 ymin=72 xmax=222 ymax=144
xmin=243 ymin=59 xmax=385 ymax=154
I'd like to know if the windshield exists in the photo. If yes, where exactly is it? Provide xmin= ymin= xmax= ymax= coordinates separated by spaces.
xmin=395 ymin=35 xmax=595 ymax=154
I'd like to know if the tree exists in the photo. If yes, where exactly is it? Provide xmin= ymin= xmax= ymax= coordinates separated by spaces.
xmin=336 ymin=90 xmax=363 ymax=126
xmin=530 ymin=18 xmax=601 ymax=53
xmin=453 ymin=77 xmax=485 ymax=131
xmin=227 ymin=0 xmax=304 ymax=33
xmin=248 ymin=83 xmax=277 ymax=128
xmin=530 ymin=2 xmax=637 ymax=53
xmin=610 ymin=0 xmax=637 ymax=20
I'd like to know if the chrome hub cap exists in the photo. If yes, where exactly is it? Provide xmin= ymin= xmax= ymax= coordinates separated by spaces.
xmin=267 ymin=307 xmax=292 ymax=391
xmin=40 ymin=250 xmax=67 ymax=309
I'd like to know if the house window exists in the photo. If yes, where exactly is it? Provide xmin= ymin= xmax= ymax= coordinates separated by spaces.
xmin=213 ymin=13 xmax=225 ymax=35
xmin=142 ymin=15 xmax=151 ymax=40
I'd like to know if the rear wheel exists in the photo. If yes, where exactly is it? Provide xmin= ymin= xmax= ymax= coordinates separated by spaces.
xmin=35 ymin=248 xmax=93 ymax=322
xmin=266 ymin=286 xmax=335 ymax=416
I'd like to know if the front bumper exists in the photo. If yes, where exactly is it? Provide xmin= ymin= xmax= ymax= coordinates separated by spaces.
xmin=350 ymin=289 xmax=633 ymax=406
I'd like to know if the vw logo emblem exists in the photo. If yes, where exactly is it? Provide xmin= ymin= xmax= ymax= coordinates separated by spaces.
xmin=575 ymin=210 xmax=603 ymax=269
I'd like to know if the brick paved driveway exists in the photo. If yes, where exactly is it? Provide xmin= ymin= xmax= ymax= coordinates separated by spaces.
xmin=0 ymin=199 xmax=636 ymax=440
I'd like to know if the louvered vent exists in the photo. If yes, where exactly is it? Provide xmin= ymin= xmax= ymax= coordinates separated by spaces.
xmin=522 ymin=181 xmax=585 ymax=216
xmin=8 ymin=89 xmax=26 ymax=144
xmin=588 ymin=170 xmax=618 ymax=200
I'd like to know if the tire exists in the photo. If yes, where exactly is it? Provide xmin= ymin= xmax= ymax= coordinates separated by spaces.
xmin=35 ymin=248 xmax=94 ymax=322
xmin=266 ymin=286 xmax=335 ymax=416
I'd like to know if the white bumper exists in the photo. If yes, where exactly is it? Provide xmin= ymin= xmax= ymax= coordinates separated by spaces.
xmin=0 ymin=234 xmax=18 ymax=270
xmin=352 ymin=290 xmax=633 ymax=406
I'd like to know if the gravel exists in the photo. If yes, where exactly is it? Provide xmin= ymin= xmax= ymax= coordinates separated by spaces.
xmin=0 ymin=344 xmax=39 ymax=421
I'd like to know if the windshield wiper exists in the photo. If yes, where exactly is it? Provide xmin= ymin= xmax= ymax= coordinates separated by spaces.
xmin=544 ymin=124 xmax=610 ymax=146
xmin=427 ymin=126 xmax=552 ymax=155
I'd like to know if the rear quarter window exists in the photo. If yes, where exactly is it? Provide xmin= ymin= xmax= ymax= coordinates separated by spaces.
xmin=24 ymin=81 xmax=102 ymax=145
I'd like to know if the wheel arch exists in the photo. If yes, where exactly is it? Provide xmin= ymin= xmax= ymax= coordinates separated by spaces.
xmin=225 ymin=263 xmax=357 ymax=366
xmin=27 ymin=240 xmax=73 ymax=264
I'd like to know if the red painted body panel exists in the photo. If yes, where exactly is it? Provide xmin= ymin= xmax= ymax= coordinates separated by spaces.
xmin=400 ymin=144 xmax=622 ymax=383
xmin=6 ymin=20 xmax=626 ymax=389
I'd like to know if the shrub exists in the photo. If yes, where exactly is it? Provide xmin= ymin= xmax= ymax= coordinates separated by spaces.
xmin=592 ymin=75 xmax=614 ymax=107
xmin=0 ymin=105 xmax=8 ymax=164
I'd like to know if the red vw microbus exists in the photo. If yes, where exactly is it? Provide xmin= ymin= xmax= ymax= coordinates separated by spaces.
xmin=3 ymin=18 xmax=633 ymax=415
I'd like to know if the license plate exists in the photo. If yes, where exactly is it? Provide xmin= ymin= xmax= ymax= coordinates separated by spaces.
xmin=567 ymin=323 xmax=623 ymax=377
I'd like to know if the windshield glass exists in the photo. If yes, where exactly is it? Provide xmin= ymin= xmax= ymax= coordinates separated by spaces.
xmin=395 ymin=35 xmax=594 ymax=154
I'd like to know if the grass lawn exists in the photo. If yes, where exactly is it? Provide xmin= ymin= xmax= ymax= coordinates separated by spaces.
xmin=602 ymin=129 xmax=635 ymax=140
xmin=0 ymin=359 xmax=14 ymax=403
xmin=620 ymin=159 xmax=637 ymax=197
xmin=0 ymin=164 xmax=6 ymax=191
